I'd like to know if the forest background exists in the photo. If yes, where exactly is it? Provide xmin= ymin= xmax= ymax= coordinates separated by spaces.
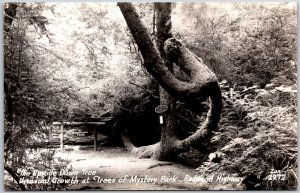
xmin=3 ymin=2 xmax=297 ymax=190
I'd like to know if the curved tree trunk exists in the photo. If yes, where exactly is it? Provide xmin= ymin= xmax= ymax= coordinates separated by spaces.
xmin=118 ymin=2 xmax=222 ymax=160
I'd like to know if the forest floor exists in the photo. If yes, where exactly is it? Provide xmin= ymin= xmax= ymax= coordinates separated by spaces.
xmin=54 ymin=147 xmax=242 ymax=190
xmin=49 ymin=83 xmax=297 ymax=191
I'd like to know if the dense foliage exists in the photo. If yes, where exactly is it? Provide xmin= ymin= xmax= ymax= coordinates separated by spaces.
xmin=3 ymin=2 xmax=297 ymax=190
xmin=196 ymin=81 xmax=297 ymax=190
xmin=173 ymin=2 xmax=296 ymax=87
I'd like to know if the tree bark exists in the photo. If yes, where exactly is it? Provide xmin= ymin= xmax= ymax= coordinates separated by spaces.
xmin=154 ymin=3 xmax=178 ymax=160
xmin=4 ymin=3 xmax=18 ymax=144
xmin=3 ymin=6 xmax=24 ymax=190
xmin=118 ymin=2 xmax=222 ymax=160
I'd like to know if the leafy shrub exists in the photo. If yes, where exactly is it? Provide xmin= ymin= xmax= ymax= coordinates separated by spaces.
xmin=196 ymin=81 xmax=297 ymax=190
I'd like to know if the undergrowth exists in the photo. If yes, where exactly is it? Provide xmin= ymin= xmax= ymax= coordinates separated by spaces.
xmin=196 ymin=80 xmax=297 ymax=190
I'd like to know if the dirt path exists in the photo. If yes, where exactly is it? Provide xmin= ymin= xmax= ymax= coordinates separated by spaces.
xmin=54 ymin=147 xmax=209 ymax=190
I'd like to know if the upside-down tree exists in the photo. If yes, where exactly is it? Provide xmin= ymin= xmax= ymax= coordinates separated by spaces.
xmin=118 ymin=2 xmax=222 ymax=161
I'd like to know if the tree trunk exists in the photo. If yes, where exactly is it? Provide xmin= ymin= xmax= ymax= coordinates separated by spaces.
xmin=154 ymin=3 xmax=178 ymax=161
xmin=3 ymin=5 xmax=26 ymax=190
xmin=118 ymin=2 xmax=222 ymax=160
xmin=4 ymin=3 xmax=18 ymax=145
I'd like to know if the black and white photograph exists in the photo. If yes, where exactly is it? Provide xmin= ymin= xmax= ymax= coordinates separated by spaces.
xmin=3 ymin=2 xmax=297 ymax=190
